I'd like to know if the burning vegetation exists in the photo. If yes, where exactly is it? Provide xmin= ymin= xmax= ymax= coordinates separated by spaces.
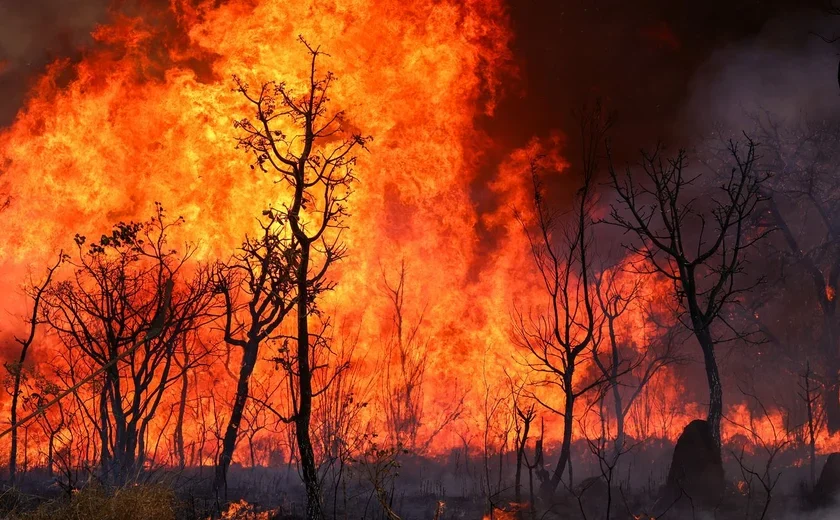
xmin=0 ymin=0 xmax=839 ymax=519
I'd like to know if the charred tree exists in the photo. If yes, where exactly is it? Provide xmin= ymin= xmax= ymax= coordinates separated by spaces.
xmin=591 ymin=265 xmax=681 ymax=459
xmin=41 ymin=205 xmax=217 ymax=484
xmin=213 ymin=210 xmax=297 ymax=495
xmin=744 ymin=114 xmax=840 ymax=433
xmin=607 ymin=137 xmax=769 ymax=448
xmin=514 ymin=103 xmax=610 ymax=499
xmin=6 ymin=254 xmax=61 ymax=483
xmin=381 ymin=262 xmax=427 ymax=452
xmin=379 ymin=262 xmax=465 ymax=455
xmin=232 ymin=38 xmax=370 ymax=519
xmin=513 ymin=402 xmax=535 ymax=509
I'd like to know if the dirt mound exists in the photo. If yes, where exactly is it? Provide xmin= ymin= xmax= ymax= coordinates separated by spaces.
xmin=656 ymin=419 xmax=724 ymax=513
xmin=811 ymin=452 xmax=840 ymax=507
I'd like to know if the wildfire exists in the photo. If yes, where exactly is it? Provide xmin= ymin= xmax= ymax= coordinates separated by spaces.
xmin=0 ymin=0 xmax=520 ymax=458
xmin=482 ymin=503 xmax=525 ymax=520
xmin=0 ymin=0 xmax=835 ymax=477
xmin=216 ymin=499 xmax=276 ymax=520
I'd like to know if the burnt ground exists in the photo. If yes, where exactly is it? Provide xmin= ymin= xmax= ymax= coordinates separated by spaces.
xmin=0 ymin=436 xmax=839 ymax=519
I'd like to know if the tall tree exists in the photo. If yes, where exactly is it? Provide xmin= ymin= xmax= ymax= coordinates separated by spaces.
xmin=514 ymin=104 xmax=610 ymax=498
xmin=745 ymin=113 xmax=840 ymax=432
xmin=214 ymin=209 xmax=297 ymax=494
xmin=232 ymin=38 xmax=370 ymax=519
xmin=42 ymin=205 xmax=217 ymax=483
xmin=6 ymin=254 xmax=62 ymax=483
xmin=606 ymin=137 xmax=768 ymax=448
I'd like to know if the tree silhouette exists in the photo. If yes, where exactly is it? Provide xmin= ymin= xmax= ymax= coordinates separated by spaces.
xmin=41 ymin=205 xmax=217 ymax=484
xmin=5 ymin=253 xmax=62 ymax=483
xmin=607 ymin=137 xmax=769 ymax=448
xmin=214 ymin=209 xmax=297 ymax=494
xmin=514 ymin=103 xmax=610 ymax=498
xmin=232 ymin=37 xmax=370 ymax=519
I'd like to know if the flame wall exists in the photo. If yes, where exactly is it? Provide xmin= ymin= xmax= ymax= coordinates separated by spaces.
xmin=0 ymin=0 xmax=835 ymax=469
xmin=0 ymin=0 xmax=541 ymax=461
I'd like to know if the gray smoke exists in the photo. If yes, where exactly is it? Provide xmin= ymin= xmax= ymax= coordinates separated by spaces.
xmin=680 ymin=10 xmax=840 ymax=134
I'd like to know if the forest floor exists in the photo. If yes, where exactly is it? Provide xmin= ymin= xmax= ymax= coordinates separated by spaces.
xmin=0 ymin=439 xmax=837 ymax=519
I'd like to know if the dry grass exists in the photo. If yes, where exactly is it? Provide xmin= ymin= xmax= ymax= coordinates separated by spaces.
xmin=17 ymin=484 xmax=178 ymax=520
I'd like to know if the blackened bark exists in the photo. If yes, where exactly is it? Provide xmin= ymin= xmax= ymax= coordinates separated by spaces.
xmin=542 ymin=371 xmax=575 ymax=498
xmin=514 ymin=411 xmax=532 ymax=506
xmin=9 ymin=257 xmax=59 ymax=483
xmin=295 ymin=245 xmax=323 ymax=520
xmin=215 ymin=340 xmax=258 ymax=495
xmin=175 ymin=357 xmax=189 ymax=470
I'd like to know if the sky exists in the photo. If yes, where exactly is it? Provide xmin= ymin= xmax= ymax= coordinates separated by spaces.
xmin=0 ymin=0 xmax=831 ymax=131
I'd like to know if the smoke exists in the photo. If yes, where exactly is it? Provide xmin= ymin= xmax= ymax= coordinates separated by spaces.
xmin=0 ymin=0 xmax=110 ymax=126
xmin=680 ymin=10 xmax=840 ymax=136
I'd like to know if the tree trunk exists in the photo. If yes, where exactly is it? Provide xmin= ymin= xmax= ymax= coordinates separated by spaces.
xmin=9 ymin=367 xmax=21 ymax=483
xmin=175 ymin=361 xmax=189 ymax=470
xmin=697 ymin=328 xmax=723 ymax=451
xmin=215 ymin=340 xmax=259 ymax=495
xmin=612 ymin=381 xmax=625 ymax=461
xmin=823 ymin=312 xmax=840 ymax=433
xmin=295 ymin=244 xmax=323 ymax=520
xmin=98 ymin=381 xmax=112 ymax=478
xmin=514 ymin=419 xmax=531 ymax=505
xmin=542 ymin=371 xmax=575 ymax=498
xmin=48 ymin=432 xmax=55 ymax=478
xmin=608 ymin=316 xmax=624 ymax=460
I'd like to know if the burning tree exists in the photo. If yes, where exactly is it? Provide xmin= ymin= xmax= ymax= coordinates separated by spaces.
xmin=379 ymin=262 xmax=465 ymax=455
xmin=381 ymin=263 xmax=428 ymax=452
xmin=743 ymin=113 xmax=840 ymax=433
xmin=590 ymin=261 xmax=681 ymax=459
xmin=40 ymin=205 xmax=218 ymax=484
xmin=214 ymin=209 xmax=298 ymax=494
xmin=231 ymin=38 xmax=370 ymax=519
xmin=5 ymin=254 xmax=62 ymax=483
xmin=513 ymin=104 xmax=610 ymax=499
xmin=606 ymin=137 xmax=769 ymax=448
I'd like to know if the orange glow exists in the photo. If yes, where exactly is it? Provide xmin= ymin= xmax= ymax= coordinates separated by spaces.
xmin=0 ymin=0 xmax=835 ymax=474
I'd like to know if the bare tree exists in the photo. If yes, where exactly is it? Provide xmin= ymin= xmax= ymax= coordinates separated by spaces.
xmin=41 ymin=205 xmax=218 ymax=484
xmin=5 ymin=254 xmax=62 ymax=483
xmin=381 ymin=262 xmax=427 ymax=452
xmin=726 ymin=387 xmax=790 ymax=520
xmin=310 ymin=324 xmax=371 ymax=519
xmin=799 ymin=360 xmax=825 ymax=488
xmin=232 ymin=37 xmax=370 ymax=519
xmin=214 ymin=209 xmax=297 ymax=494
xmin=507 ymin=371 xmax=537 ymax=519
xmin=591 ymin=265 xmax=683 ymax=460
xmin=607 ymin=136 xmax=769 ymax=448
xmin=514 ymin=103 xmax=610 ymax=498
xmin=741 ymin=113 xmax=840 ymax=433
xmin=172 ymin=333 xmax=215 ymax=471
xmin=23 ymin=373 xmax=68 ymax=478
xmin=380 ymin=262 xmax=465 ymax=455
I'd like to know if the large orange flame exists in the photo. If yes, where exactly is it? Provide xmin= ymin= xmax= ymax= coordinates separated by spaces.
xmin=0 ymin=0 xmax=836 ymax=470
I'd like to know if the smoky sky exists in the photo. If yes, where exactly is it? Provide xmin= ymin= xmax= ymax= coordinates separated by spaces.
xmin=0 ymin=0 xmax=830 ymax=129
xmin=0 ymin=0 xmax=111 ymax=126
xmin=467 ymin=0 xmax=836 ymax=276
xmin=490 ymin=0 xmax=829 ymax=146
